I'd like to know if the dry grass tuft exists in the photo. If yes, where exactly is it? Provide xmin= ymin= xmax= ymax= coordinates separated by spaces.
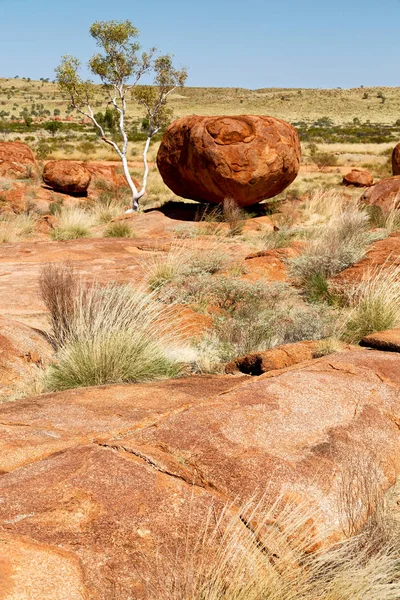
xmin=0 ymin=213 xmax=37 ymax=243
xmin=51 ymin=206 xmax=94 ymax=240
xmin=40 ymin=264 xmax=186 ymax=390
xmin=156 ymin=491 xmax=400 ymax=600
xmin=343 ymin=263 xmax=400 ymax=342
xmin=290 ymin=195 xmax=375 ymax=289
xmin=147 ymin=237 xmax=230 ymax=291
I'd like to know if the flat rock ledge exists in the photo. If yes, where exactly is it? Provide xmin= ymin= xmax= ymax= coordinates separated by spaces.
xmin=1 ymin=351 xmax=400 ymax=598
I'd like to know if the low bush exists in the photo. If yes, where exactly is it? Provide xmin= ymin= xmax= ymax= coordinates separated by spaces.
xmin=168 ymin=276 xmax=336 ymax=369
xmin=0 ymin=213 xmax=37 ymax=243
xmin=147 ymin=239 xmax=229 ymax=291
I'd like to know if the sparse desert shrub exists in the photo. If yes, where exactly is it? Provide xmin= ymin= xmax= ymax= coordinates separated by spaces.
xmin=186 ymin=279 xmax=335 ymax=367
xmin=314 ymin=336 xmax=344 ymax=357
xmin=51 ymin=206 xmax=93 ymax=240
xmin=222 ymin=197 xmax=245 ymax=235
xmin=342 ymin=264 xmax=400 ymax=342
xmin=104 ymin=221 xmax=135 ymax=238
xmin=309 ymin=142 xmax=338 ymax=170
xmin=147 ymin=239 xmax=229 ymax=291
xmin=366 ymin=198 xmax=400 ymax=235
xmin=42 ymin=270 xmax=184 ymax=390
xmin=262 ymin=227 xmax=297 ymax=249
xmin=290 ymin=202 xmax=374 ymax=288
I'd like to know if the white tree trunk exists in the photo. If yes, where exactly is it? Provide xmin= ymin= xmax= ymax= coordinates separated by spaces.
xmin=121 ymin=153 xmax=140 ymax=212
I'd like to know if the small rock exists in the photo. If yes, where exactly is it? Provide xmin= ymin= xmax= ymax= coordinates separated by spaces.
xmin=343 ymin=169 xmax=373 ymax=187
xmin=43 ymin=161 xmax=91 ymax=195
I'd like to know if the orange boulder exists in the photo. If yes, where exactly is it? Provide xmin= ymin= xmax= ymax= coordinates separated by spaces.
xmin=43 ymin=160 xmax=91 ymax=195
xmin=360 ymin=175 xmax=400 ymax=213
xmin=157 ymin=115 xmax=301 ymax=207
xmin=392 ymin=142 xmax=400 ymax=175
xmin=225 ymin=340 xmax=320 ymax=374
xmin=0 ymin=141 xmax=38 ymax=179
xmin=343 ymin=169 xmax=373 ymax=187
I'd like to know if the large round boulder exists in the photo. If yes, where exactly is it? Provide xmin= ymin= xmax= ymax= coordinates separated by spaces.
xmin=0 ymin=141 xmax=38 ymax=179
xmin=360 ymin=175 xmax=400 ymax=213
xmin=43 ymin=160 xmax=91 ymax=195
xmin=392 ymin=142 xmax=400 ymax=175
xmin=157 ymin=115 xmax=301 ymax=207
xmin=343 ymin=169 xmax=373 ymax=187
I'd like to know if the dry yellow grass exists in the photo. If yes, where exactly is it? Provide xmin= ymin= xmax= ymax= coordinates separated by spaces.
xmin=2 ymin=78 xmax=400 ymax=124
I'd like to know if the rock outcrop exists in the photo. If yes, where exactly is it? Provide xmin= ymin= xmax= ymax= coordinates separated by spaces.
xmin=343 ymin=169 xmax=373 ymax=187
xmin=0 ymin=316 xmax=53 ymax=399
xmin=360 ymin=328 xmax=400 ymax=352
xmin=157 ymin=115 xmax=301 ymax=206
xmin=0 ymin=141 xmax=38 ymax=179
xmin=0 ymin=351 xmax=400 ymax=597
xmin=42 ymin=160 xmax=92 ymax=195
xmin=392 ymin=142 xmax=400 ymax=175
xmin=361 ymin=175 xmax=400 ymax=213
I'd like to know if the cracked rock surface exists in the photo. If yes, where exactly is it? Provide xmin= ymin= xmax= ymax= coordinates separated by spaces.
xmin=1 ymin=351 xmax=400 ymax=598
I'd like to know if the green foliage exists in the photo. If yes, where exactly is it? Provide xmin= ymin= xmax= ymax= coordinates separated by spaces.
xmin=35 ymin=139 xmax=52 ymax=159
xmin=294 ymin=120 xmax=400 ymax=144
xmin=93 ymin=107 xmax=119 ymax=134
xmin=43 ymin=120 xmax=63 ymax=136
xmin=308 ymin=142 xmax=338 ymax=170
xmin=133 ymin=55 xmax=187 ymax=135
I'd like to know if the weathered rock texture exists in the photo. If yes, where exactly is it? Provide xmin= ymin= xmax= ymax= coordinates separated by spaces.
xmin=157 ymin=115 xmax=301 ymax=206
xmin=361 ymin=175 xmax=400 ymax=213
xmin=392 ymin=142 xmax=400 ymax=175
xmin=343 ymin=169 xmax=373 ymax=187
xmin=0 ymin=316 xmax=53 ymax=399
xmin=1 ymin=351 xmax=400 ymax=598
xmin=0 ymin=141 xmax=38 ymax=179
xmin=42 ymin=160 xmax=92 ymax=195
xmin=225 ymin=340 xmax=320 ymax=374
xmin=361 ymin=328 xmax=400 ymax=352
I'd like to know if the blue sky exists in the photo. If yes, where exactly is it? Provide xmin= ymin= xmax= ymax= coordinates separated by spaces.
xmin=1 ymin=0 xmax=399 ymax=88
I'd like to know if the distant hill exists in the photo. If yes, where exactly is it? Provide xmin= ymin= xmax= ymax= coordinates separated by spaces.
xmin=1 ymin=78 xmax=400 ymax=125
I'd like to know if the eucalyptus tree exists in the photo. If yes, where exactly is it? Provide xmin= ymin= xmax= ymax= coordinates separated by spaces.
xmin=56 ymin=20 xmax=187 ymax=211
